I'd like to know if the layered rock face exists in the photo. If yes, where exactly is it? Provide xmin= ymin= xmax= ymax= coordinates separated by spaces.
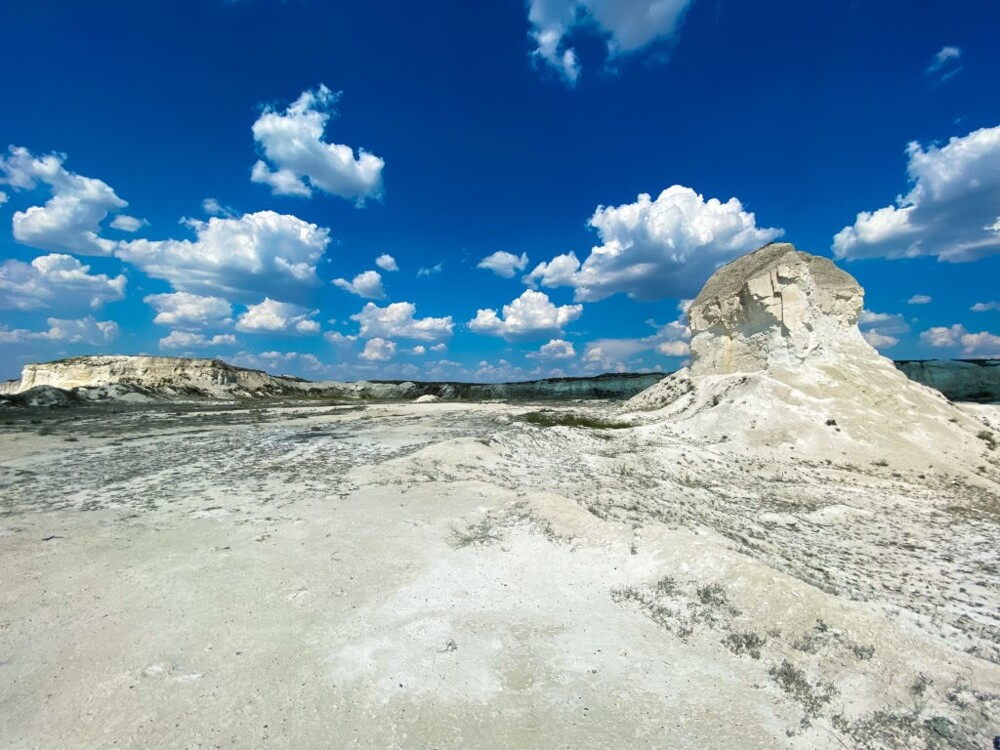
xmin=1 ymin=356 xmax=296 ymax=398
xmin=689 ymin=242 xmax=868 ymax=375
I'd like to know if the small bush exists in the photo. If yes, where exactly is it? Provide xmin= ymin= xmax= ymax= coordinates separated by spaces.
xmin=446 ymin=518 xmax=501 ymax=549
xmin=696 ymin=583 xmax=729 ymax=608
xmin=723 ymin=630 xmax=767 ymax=659
xmin=976 ymin=430 xmax=997 ymax=450
xmin=851 ymin=643 xmax=876 ymax=660
xmin=515 ymin=411 xmax=632 ymax=430
xmin=769 ymin=660 xmax=837 ymax=718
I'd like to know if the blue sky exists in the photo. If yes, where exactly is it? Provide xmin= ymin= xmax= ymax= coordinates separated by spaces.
xmin=1 ymin=0 xmax=999 ymax=382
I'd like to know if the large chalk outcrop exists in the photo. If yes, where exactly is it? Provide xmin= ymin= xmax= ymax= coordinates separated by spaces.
xmin=689 ymin=242 xmax=868 ymax=375
xmin=628 ymin=243 xmax=998 ymax=468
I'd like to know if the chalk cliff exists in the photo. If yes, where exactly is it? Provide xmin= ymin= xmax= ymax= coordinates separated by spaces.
xmin=0 ymin=355 xmax=300 ymax=399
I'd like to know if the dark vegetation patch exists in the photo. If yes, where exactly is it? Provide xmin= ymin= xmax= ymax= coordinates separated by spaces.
xmin=515 ymin=410 xmax=632 ymax=430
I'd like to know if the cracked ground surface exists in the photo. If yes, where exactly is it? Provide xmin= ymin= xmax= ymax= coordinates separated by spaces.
xmin=1 ymin=399 xmax=998 ymax=748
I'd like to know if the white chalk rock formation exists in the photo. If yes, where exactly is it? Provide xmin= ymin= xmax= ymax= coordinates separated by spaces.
xmin=688 ymin=242 xmax=868 ymax=375
xmin=0 ymin=355 xmax=299 ymax=399
xmin=628 ymin=243 xmax=997 ymax=468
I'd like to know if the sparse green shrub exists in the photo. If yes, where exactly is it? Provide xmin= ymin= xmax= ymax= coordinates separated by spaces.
xmin=446 ymin=518 xmax=501 ymax=548
xmin=655 ymin=576 xmax=678 ymax=596
xmin=977 ymin=430 xmax=997 ymax=450
xmin=851 ymin=643 xmax=876 ymax=660
xmin=723 ymin=630 xmax=767 ymax=659
xmin=696 ymin=583 xmax=728 ymax=608
xmin=769 ymin=659 xmax=837 ymax=720
xmin=515 ymin=411 xmax=631 ymax=430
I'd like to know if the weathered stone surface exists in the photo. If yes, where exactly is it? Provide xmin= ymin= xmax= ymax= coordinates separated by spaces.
xmin=0 ymin=355 xmax=297 ymax=398
xmin=689 ymin=242 xmax=868 ymax=375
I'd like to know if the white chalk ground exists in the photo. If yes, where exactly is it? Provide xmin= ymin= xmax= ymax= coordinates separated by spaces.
xmin=1 ymin=396 xmax=999 ymax=748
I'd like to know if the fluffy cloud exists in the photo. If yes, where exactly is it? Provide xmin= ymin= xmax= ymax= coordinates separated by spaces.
xmin=360 ymin=337 xmax=396 ymax=362
xmin=477 ymin=251 xmax=528 ymax=278
xmin=0 ymin=191 xmax=7 ymax=206
xmin=583 ymin=318 xmax=689 ymax=370
xmin=526 ymin=338 xmax=576 ymax=360
xmin=468 ymin=289 xmax=582 ymax=341
xmin=907 ymin=294 xmax=932 ymax=305
xmin=351 ymin=301 xmax=453 ymax=342
xmin=528 ymin=0 xmax=694 ymax=84
xmin=832 ymin=125 xmax=1000 ymax=262
xmin=251 ymin=85 xmax=384 ymax=203
xmin=858 ymin=309 xmax=910 ymax=350
xmin=202 ymin=198 xmax=236 ymax=218
xmin=21 ymin=315 xmax=118 ymax=345
xmin=117 ymin=211 xmax=329 ymax=302
xmin=0 ymin=254 xmax=126 ymax=311
xmin=324 ymin=330 xmax=358 ymax=345
xmin=920 ymin=323 xmax=1000 ymax=356
xmin=375 ymin=253 xmax=398 ymax=272
xmin=144 ymin=292 xmax=233 ymax=329
xmin=0 ymin=146 xmax=127 ymax=255
xmin=109 ymin=215 xmax=146 ymax=232
xmin=235 ymin=298 xmax=320 ymax=334
xmin=972 ymin=301 xmax=1000 ymax=312
xmin=158 ymin=331 xmax=237 ymax=350
xmin=525 ymin=186 xmax=782 ymax=301
xmin=332 ymin=270 xmax=386 ymax=299
xmin=862 ymin=330 xmax=899 ymax=349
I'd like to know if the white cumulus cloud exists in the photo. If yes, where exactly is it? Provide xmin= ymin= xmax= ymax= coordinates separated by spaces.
xmin=526 ymin=338 xmax=576 ymax=360
xmin=528 ymin=0 xmax=695 ymax=84
xmin=832 ymin=125 xmax=1000 ymax=262
xmin=40 ymin=315 xmax=119 ymax=345
xmin=0 ymin=254 xmax=126 ymax=311
xmin=235 ymin=298 xmax=320 ymax=334
xmin=159 ymin=331 xmax=237 ymax=350
xmin=525 ymin=185 xmax=782 ymax=301
xmin=583 ymin=318 xmax=689 ymax=370
xmin=116 ymin=210 xmax=329 ymax=302
xmin=325 ymin=330 xmax=358 ymax=345
xmin=858 ymin=309 xmax=909 ymax=350
xmin=144 ymin=292 xmax=233 ymax=330
xmin=468 ymin=289 xmax=582 ymax=341
xmin=333 ymin=270 xmax=386 ymax=299
xmin=360 ymin=337 xmax=396 ymax=362
xmin=972 ymin=301 xmax=1000 ymax=312
xmin=251 ymin=85 xmax=384 ymax=204
xmin=920 ymin=323 xmax=1000 ymax=356
xmin=109 ymin=214 xmax=147 ymax=232
xmin=351 ymin=301 xmax=453 ymax=342
xmin=907 ymin=294 xmax=932 ymax=305
xmin=477 ymin=251 xmax=529 ymax=278
xmin=0 ymin=146 xmax=127 ymax=255
xmin=375 ymin=253 xmax=398 ymax=272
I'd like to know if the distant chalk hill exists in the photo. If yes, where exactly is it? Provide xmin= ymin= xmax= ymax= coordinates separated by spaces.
xmin=0 ymin=355 xmax=306 ymax=405
xmin=627 ymin=243 xmax=999 ymax=467
xmin=0 ymin=355 xmax=667 ymax=406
